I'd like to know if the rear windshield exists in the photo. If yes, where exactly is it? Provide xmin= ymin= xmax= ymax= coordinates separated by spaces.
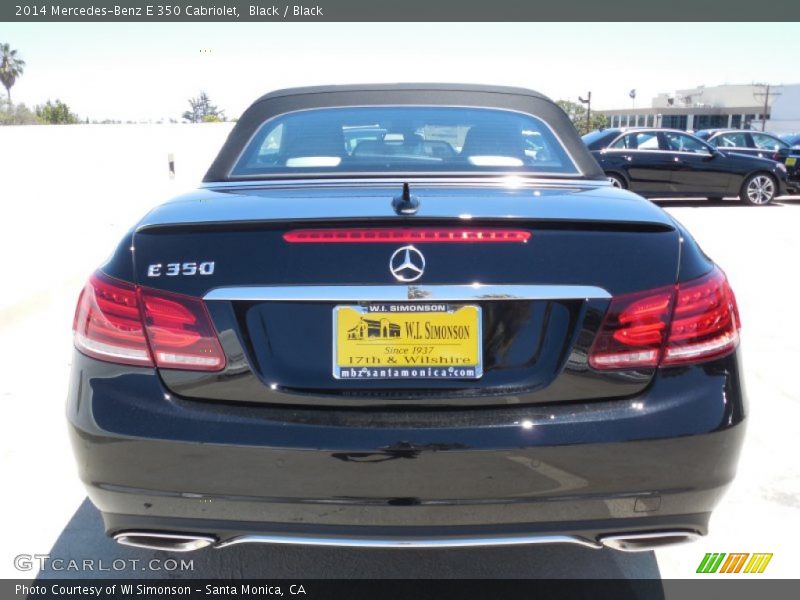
xmin=230 ymin=106 xmax=579 ymax=178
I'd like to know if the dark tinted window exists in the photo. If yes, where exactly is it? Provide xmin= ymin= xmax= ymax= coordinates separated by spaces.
xmin=610 ymin=131 xmax=659 ymax=150
xmin=662 ymin=132 xmax=711 ymax=154
xmin=751 ymin=133 xmax=788 ymax=150
xmin=714 ymin=132 xmax=748 ymax=148
xmin=231 ymin=107 xmax=579 ymax=178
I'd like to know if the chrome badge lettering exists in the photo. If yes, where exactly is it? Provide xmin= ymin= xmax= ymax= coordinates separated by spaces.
xmin=147 ymin=262 xmax=215 ymax=277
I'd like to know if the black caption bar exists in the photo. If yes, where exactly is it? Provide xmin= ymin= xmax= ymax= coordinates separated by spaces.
xmin=3 ymin=0 xmax=800 ymax=21
xmin=4 ymin=579 xmax=800 ymax=600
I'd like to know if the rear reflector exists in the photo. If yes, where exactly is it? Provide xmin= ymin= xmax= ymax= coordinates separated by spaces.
xmin=73 ymin=271 xmax=226 ymax=372
xmin=283 ymin=228 xmax=531 ymax=243
xmin=589 ymin=267 xmax=740 ymax=370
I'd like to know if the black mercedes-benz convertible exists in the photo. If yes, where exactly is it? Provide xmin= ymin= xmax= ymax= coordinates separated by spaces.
xmin=68 ymin=84 xmax=745 ymax=554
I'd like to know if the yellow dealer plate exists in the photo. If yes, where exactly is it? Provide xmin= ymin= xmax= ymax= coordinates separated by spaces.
xmin=333 ymin=304 xmax=482 ymax=380
xmin=786 ymin=157 xmax=797 ymax=166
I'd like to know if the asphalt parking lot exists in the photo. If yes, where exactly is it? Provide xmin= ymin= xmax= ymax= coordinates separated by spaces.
xmin=1 ymin=125 xmax=798 ymax=581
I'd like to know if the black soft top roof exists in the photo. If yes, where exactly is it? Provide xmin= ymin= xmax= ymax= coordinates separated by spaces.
xmin=204 ymin=84 xmax=605 ymax=182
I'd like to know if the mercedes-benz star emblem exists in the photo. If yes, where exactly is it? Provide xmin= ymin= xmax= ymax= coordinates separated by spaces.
xmin=389 ymin=246 xmax=426 ymax=282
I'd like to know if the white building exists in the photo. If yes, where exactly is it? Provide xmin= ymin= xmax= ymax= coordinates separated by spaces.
xmin=599 ymin=83 xmax=800 ymax=133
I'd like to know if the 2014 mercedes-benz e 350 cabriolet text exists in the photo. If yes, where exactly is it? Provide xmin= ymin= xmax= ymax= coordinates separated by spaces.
xmin=68 ymin=85 xmax=745 ymax=554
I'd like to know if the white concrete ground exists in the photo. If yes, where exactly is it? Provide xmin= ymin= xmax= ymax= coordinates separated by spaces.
xmin=0 ymin=125 xmax=797 ymax=581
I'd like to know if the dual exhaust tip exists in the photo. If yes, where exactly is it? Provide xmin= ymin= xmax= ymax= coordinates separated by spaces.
xmin=115 ymin=532 xmax=215 ymax=552
xmin=113 ymin=530 xmax=701 ymax=553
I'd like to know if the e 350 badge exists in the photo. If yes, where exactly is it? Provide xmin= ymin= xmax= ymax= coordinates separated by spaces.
xmin=147 ymin=262 xmax=215 ymax=277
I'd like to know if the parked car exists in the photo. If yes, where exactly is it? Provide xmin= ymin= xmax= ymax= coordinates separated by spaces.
xmin=583 ymin=127 xmax=788 ymax=204
xmin=695 ymin=129 xmax=800 ymax=193
xmin=68 ymin=85 xmax=745 ymax=554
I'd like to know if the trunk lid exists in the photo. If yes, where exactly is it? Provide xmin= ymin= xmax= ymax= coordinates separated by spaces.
xmin=132 ymin=182 xmax=680 ymax=407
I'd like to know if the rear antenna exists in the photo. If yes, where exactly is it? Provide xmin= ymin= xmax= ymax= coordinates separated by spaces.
xmin=392 ymin=182 xmax=419 ymax=215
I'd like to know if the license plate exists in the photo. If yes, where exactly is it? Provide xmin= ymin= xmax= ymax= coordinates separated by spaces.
xmin=786 ymin=157 xmax=797 ymax=166
xmin=333 ymin=304 xmax=482 ymax=380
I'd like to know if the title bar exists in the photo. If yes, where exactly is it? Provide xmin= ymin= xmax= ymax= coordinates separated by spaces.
xmin=3 ymin=0 xmax=800 ymax=21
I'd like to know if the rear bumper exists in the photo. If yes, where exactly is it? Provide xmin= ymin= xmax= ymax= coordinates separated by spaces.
xmin=67 ymin=349 xmax=746 ymax=548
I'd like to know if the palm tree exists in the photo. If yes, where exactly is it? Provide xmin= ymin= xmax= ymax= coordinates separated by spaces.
xmin=0 ymin=43 xmax=26 ymax=105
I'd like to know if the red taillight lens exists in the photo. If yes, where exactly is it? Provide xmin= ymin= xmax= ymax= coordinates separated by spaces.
xmin=73 ymin=272 xmax=226 ymax=372
xmin=589 ymin=267 xmax=740 ymax=370
xmin=588 ymin=287 xmax=674 ymax=369
xmin=662 ymin=268 xmax=740 ymax=366
xmin=283 ymin=228 xmax=531 ymax=243
xmin=139 ymin=288 xmax=226 ymax=371
xmin=73 ymin=272 xmax=153 ymax=367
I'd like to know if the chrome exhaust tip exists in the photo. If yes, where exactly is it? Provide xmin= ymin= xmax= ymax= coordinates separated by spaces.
xmin=599 ymin=530 xmax=702 ymax=552
xmin=113 ymin=532 xmax=216 ymax=552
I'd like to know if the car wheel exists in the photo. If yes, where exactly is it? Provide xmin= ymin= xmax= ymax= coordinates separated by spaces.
xmin=740 ymin=173 xmax=777 ymax=205
xmin=607 ymin=174 xmax=627 ymax=189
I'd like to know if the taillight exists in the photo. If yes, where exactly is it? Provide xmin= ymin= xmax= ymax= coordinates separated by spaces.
xmin=138 ymin=287 xmax=226 ymax=371
xmin=73 ymin=271 xmax=226 ymax=371
xmin=283 ymin=228 xmax=531 ymax=243
xmin=73 ymin=272 xmax=153 ymax=367
xmin=589 ymin=267 xmax=740 ymax=370
xmin=662 ymin=268 xmax=740 ymax=366
xmin=588 ymin=286 xmax=674 ymax=369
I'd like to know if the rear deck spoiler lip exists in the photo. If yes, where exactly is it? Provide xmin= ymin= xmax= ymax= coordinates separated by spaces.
xmin=135 ymin=181 xmax=676 ymax=233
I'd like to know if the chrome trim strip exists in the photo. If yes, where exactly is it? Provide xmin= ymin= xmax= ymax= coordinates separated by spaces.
xmin=216 ymin=533 xmax=601 ymax=550
xmin=603 ymin=128 xmax=715 ymax=155
xmin=602 ymin=148 xmax=713 ymax=157
xmin=203 ymin=284 xmax=611 ymax=302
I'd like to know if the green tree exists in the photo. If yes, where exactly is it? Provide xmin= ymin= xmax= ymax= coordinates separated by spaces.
xmin=0 ymin=43 xmax=26 ymax=104
xmin=182 ymin=91 xmax=224 ymax=123
xmin=556 ymin=99 xmax=607 ymax=136
xmin=35 ymin=99 xmax=80 ymax=124
xmin=0 ymin=97 xmax=40 ymax=125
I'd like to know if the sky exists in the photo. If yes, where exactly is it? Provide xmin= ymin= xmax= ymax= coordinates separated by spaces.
xmin=2 ymin=22 xmax=799 ymax=122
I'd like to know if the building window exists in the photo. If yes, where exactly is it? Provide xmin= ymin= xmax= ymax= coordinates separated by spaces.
xmin=661 ymin=115 xmax=688 ymax=130
xmin=694 ymin=115 xmax=728 ymax=130
xmin=731 ymin=114 xmax=742 ymax=128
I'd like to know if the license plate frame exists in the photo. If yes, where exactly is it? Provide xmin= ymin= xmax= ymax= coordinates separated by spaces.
xmin=332 ymin=304 xmax=483 ymax=380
